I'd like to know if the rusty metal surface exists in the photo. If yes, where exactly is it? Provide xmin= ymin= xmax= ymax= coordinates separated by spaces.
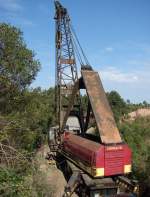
xmin=63 ymin=132 xmax=100 ymax=152
xmin=82 ymin=70 xmax=122 ymax=144
xmin=62 ymin=132 xmax=101 ymax=167
xmin=61 ymin=80 xmax=80 ymax=131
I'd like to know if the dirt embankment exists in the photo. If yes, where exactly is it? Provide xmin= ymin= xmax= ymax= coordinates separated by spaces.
xmin=128 ymin=108 xmax=150 ymax=121
xmin=35 ymin=145 xmax=77 ymax=197
xmin=35 ymin=145 xmax=66 ymax=197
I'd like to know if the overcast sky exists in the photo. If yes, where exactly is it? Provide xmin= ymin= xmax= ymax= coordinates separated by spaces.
xmin=0 ymin=0 xmax=150 ymax=103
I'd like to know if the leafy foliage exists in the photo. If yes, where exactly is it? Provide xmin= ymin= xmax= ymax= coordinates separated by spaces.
xmin=106 ymin=91 xmax=128 ymax=122
xmin=119 ymin=117 xmax=150 ymax=195
xmin=0 ymin=23 xmax=40 ymax=114
xmin=0 ymin=88 xmax=55 ymax=152
xmin=106 ymin=91 xmax=150 ymax=195
xmin=0 ymin=167 xmax=31 ymax=197
xmin=0 ymin=23 xmax=55 ymax=196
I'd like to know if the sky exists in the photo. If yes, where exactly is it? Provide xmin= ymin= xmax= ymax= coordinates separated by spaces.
xmin=0 ymin=0 xmax=150 ymax=103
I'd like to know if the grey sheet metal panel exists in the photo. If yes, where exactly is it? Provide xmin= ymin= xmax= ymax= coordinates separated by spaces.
xmin=82 ymin=70 xmax=122 ymax=144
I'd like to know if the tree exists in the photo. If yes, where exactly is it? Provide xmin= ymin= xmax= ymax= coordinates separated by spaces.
xmin=0 ymin=23 xmax=40 ymax=114
xmin=127 ymin=99 xmax=130 ymax=104
xmin=0 ymin=24 xmax=57 ymax=196
xmin=143 ymin=100 xmax=149 ymax=107
xmin=106 ymin=91 xmax=127 ymax=122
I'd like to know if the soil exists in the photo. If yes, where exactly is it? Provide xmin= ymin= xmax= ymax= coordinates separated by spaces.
xmin=128 ymin=108 xmax=150 ymax=120
xmin=35 ymin=145 xmax=77 ymax=197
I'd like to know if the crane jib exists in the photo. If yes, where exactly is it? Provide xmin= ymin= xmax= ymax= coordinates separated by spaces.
xmin=81 ymin=70 xmax=122 ymax=144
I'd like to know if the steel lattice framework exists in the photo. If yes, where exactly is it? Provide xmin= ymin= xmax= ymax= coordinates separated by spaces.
xmin=54 ymin=1 xmax=79 ymax=131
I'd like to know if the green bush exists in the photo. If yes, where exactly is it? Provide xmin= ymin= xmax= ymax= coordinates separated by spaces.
xmin=119 ymin=117 xmax=150 ymax=195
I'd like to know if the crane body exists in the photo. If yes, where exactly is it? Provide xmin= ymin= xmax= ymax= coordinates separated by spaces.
xmin=48 ymin=1 xmax=139 ymax=196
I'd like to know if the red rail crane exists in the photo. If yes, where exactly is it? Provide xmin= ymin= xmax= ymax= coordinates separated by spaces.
xmin=48 ymin=1 xmax=139 ymax=196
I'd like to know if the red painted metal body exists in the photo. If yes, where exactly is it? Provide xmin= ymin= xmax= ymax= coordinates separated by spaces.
xmin=62 ymin=132 xmax=131 ymax=177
